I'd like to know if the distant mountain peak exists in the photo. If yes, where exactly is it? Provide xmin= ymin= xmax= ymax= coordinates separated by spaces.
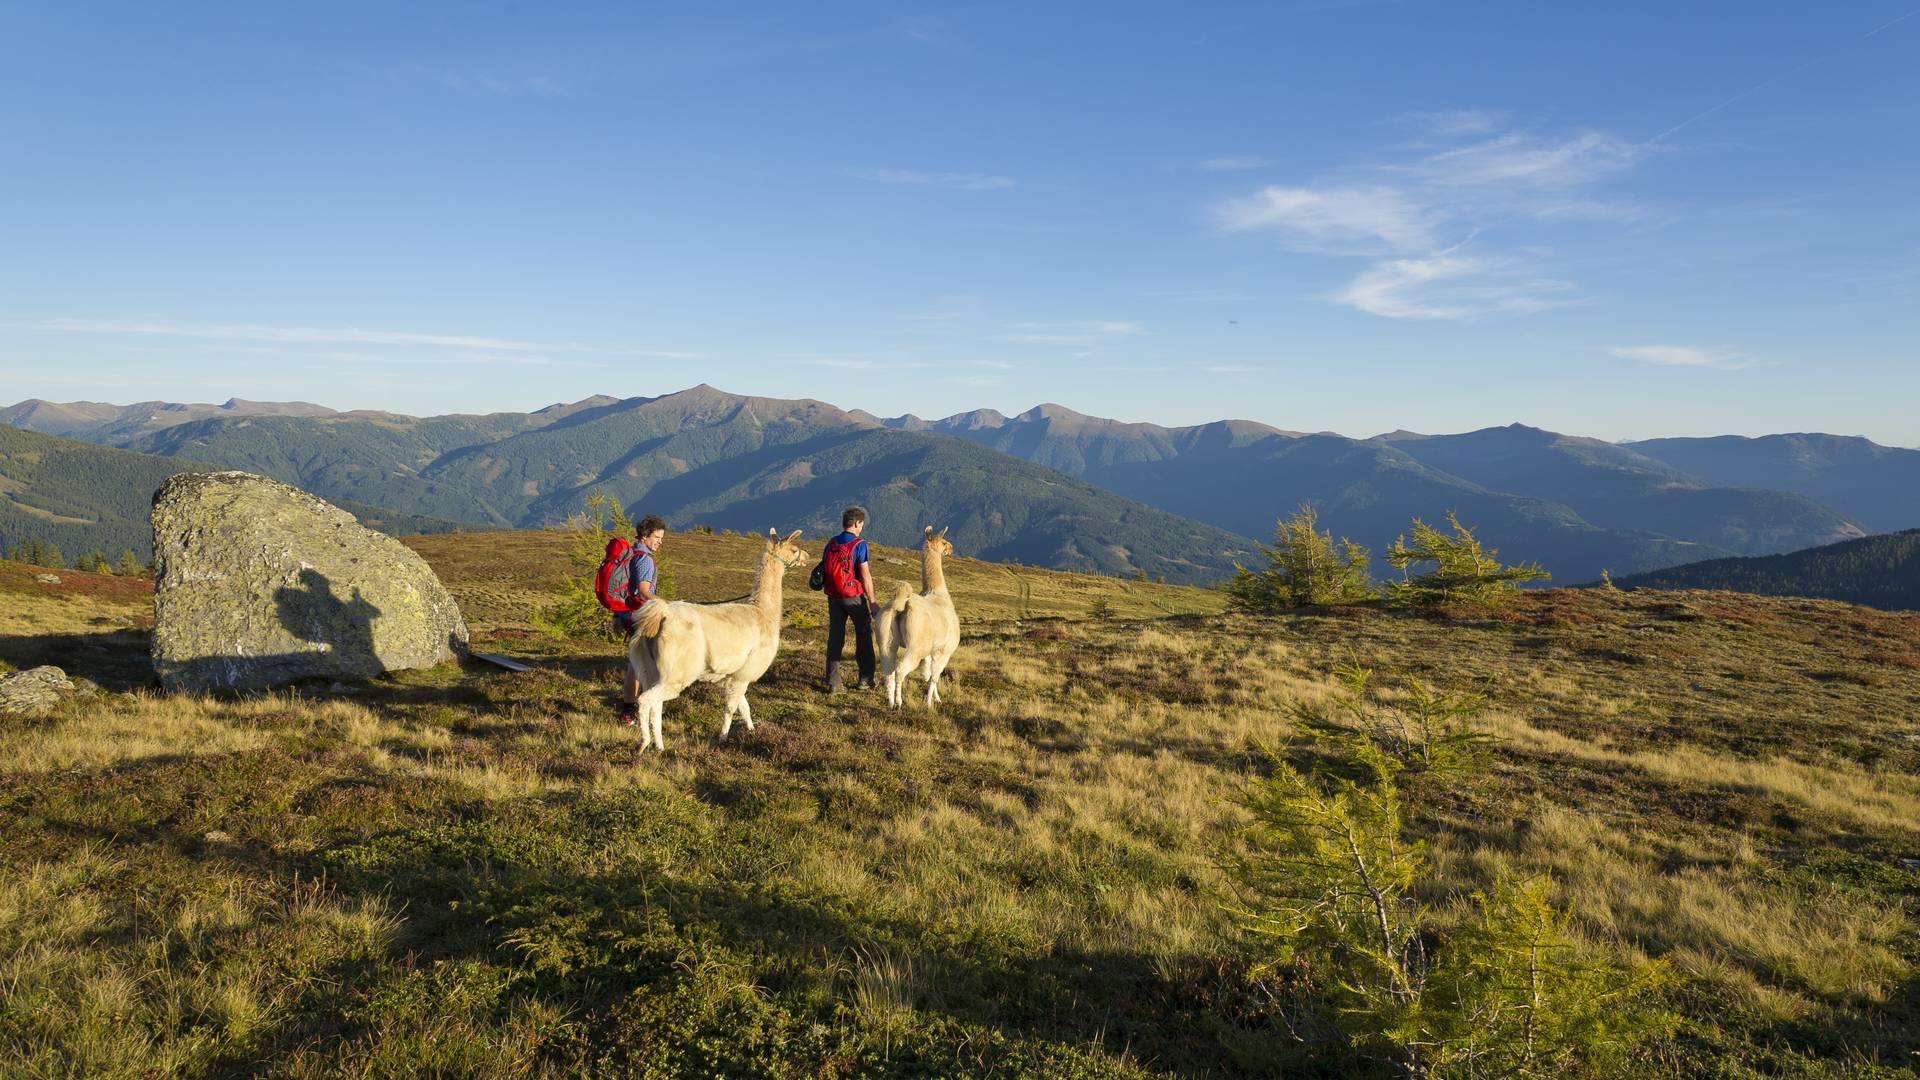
xmin=1019 ymin=403 xmax=1087 ymax=422
xmin=934 ymin=408 xmax=1009 ymax=431
xmin=533 ymin=394 xmax=619 ymax=415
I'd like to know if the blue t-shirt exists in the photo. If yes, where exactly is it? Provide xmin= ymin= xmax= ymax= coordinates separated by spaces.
xmin=830 ymin=532 xmax=869 ymax=566
xmin=631 ymin=546 xmax=659 ymax=592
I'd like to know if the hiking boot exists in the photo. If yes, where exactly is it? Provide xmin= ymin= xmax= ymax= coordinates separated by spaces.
xmin=825 ymin=662 xmax=844 ymax=695
xmin=617 ymin=703 xmax=639 ymax=727
xmin=855 ymin=676 xmax=877 ymax=690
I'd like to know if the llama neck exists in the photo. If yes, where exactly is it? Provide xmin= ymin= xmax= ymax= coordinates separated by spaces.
xmin=751 ymin=552 xmax=785 ymax=623
xmin=922 ymin=544 xmax=948 ymax=594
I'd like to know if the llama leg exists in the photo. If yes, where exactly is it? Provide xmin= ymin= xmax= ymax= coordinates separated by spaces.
xmin=718 ymin=696 xmax=735 ymax=743
xmin=635 ymin=689 xmax=659 ymax=750
xmin=739 ymin=693 xmax=755 ymax=731
xmin=929 ymin=649 xmax=953 ymax=705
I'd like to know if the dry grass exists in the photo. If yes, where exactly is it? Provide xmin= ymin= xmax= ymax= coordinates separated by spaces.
xmin=0 ymin=551 xmax=1914 ymax=1077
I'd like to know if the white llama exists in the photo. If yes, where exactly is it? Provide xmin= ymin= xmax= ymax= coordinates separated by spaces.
xmin=626 ymin=528 xmax=806 ymax=750
xmin=875 ymin=526 xmax=961 ymax=710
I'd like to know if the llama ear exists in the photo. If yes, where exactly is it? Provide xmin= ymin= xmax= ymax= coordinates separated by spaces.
xmin=783 ymin=529 xmax=802 ymax=543
xmin=936 ymin=526 xmax=949 ymax=539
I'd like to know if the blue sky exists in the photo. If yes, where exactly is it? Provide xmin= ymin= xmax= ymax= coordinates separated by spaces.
xmin=2 ymin=2 xmax=1916 ymax=443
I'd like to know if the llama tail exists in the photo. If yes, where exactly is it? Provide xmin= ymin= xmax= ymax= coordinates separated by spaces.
xmin=631 ymin=597 xmax=670 ymax=639
xmin=875 ymin=583 xmax=913 ymax=661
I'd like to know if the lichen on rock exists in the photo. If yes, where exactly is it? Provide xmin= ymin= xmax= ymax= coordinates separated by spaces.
xmin=0 ymin=666 xmax=78 ymax=717
xmin=150 ymin=471 xmax=468 ymax=692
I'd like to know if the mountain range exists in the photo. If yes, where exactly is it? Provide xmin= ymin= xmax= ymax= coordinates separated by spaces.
xmin=3 ymin=386 xmax=1913 ymax=585
xmin=890 ymin=403 xmax=1873 ymax=576
xmin=0 ymin=389 xmax=1256 ymax=583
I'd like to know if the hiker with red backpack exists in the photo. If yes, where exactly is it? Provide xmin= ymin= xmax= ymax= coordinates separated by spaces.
xmin=820 ymin=506 xmax=877 ymax=694
xmin=595 ymin=514 xmax=666 ymax=726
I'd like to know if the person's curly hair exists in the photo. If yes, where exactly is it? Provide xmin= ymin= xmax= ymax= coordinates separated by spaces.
xmin=635 ymin=515 xmax=668 ymax=538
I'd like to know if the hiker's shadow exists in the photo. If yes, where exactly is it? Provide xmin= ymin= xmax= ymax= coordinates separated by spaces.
xmin=273 ymin=568 xmax=382 ymax=675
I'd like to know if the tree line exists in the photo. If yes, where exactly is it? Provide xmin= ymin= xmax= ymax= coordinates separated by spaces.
xmin=4 ymin=536 xmax=148 ymax=575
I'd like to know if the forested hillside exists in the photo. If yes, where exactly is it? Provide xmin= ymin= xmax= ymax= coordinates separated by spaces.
xmin=1612 ymin=529 xmax=1920 ymax=611
xmin=9 ymin=386 xmax=1905 ymax=585
xmin=900 ymin=404 xmax=1862 ymax=580
xmin=0 ymin=427 xmax=471 ymax=565
xmin=26 ymin=387 xmax=1258 ymax=583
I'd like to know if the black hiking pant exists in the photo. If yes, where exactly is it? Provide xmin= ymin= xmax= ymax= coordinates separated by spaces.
xmin=826 ymin=595 xmax=876 ymax=681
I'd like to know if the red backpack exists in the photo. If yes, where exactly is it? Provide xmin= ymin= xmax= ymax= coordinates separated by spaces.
xmin=594 ymin=538 xmax=650 ymax=613
xmin=821 ymin=535 xmax=864 ymax=598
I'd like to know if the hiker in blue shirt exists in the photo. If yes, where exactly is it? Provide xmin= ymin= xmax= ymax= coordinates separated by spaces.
xmin=821 ymin=506 xmax=877 ymax=694
xmin=617 ymin=515 xmax=665 ymax=726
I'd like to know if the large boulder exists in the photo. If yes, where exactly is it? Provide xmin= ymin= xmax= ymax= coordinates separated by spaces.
xmin=151 ymin=471 xmax=468 ymax=692
xmin=0 ymin=666 xmax=78 ymax=717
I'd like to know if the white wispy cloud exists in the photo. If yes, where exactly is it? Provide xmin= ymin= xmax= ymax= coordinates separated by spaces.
xmin=1334 ymin=249 xmax=1574 ymax=321
xmin=1198 ymin=156 xmax=1268 ymax=171
xmin=23 ymin=318 xmax=702 ymax=359
xmin=1405 ymin=131 xmax=1642 ymax=188
xmin=1217 ymin=113 xmax=1652 ymax=320
xmin=850 ymin=168 xmax=1015 ymax=191
xmin=1203 ymin=364 xmax=1263 ymax=373
xmin=1609 ymin=345 xmax=1755 ymax=369
xmin=1216 ymin=185 xmax=1435 ymax=251
xmin=1001 ymin=320 xmax=1144 ymax=345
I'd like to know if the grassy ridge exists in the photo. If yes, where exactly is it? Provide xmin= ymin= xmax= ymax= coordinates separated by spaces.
xmin=0 ymin=531 xmax=1914 ymax=1076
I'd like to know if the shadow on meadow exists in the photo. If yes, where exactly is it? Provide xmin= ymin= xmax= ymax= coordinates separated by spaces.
xmin=19 ymin=744 xmax=1274 ymax=1077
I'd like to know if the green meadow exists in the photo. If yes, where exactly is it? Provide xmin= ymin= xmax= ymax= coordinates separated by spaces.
xmin=0 ymin=529 xmax=1914 ymax=1077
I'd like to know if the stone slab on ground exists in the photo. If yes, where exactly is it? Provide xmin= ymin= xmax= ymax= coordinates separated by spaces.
xmin=0 ymin=666 xmax=78 ymax=716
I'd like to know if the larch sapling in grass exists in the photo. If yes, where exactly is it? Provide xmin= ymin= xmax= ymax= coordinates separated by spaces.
xmin=1226 ymin=503 xmax=1377 ymax=612
xmin=1384 ymin=512 xmax=1549 ymax=609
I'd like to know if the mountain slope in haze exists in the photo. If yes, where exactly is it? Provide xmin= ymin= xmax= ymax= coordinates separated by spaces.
xmin=1630 ymin=433 xmax=1920 ymax=534
xmin=1091 ymin=433 xmax=1720 ymax=578
xmin=1385 ymin=424 xmax=1866 ymax=556
xmin=33 ymin=387 xmax=1255 ymax=582
xmin=1611 ymin=529 xmax=1920 ymax=612
xmin=908 ymin=404 xmax=1742 ymax=579
xmin=126 ymin=413 xmax=550 ymax=526
xmin=423 ymin=386 xmax=1258 ymax=582
xmin=7 ymin=388 xmax=1888 ymax=584
xmin=0 ymin=397 xmax=342 ymax=444
xmin=0 ymin=427 xmax=465 ymax=562
xmin=892 ymin=403 xmax=1301 ymax=476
